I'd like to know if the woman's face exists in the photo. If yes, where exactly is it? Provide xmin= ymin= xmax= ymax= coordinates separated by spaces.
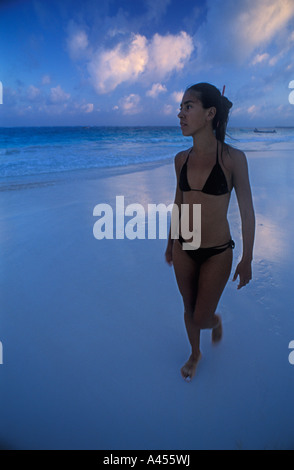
xmin=178 ymin=90 xmax=214 ymax=137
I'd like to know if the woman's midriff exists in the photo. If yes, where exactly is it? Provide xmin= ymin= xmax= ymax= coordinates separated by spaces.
xmin=180 ymin=192 xmax=232 ymax=248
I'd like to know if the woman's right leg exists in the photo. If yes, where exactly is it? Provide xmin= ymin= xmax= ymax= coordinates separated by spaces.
xmin=172 ymin=240 xmax=201 ymax=381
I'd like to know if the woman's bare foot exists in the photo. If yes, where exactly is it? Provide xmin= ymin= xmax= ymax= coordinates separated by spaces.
xmin=181 ymin=353 xmax=202 ymax=382
xmin=212 ymin=314 xmax=222 ymax=343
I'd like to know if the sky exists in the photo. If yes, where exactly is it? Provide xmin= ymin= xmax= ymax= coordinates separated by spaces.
xmin=0 ymin=0 xmax=294 ymax=127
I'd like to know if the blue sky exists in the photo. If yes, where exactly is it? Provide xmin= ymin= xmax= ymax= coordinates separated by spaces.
xmin=1 ymin=0 xmax=294 ymax=127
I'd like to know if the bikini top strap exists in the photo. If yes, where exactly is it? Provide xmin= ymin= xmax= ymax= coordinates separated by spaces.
xmin=182 ymin=148 xmax=192 ymax=169
xmin=186 ymin=147 xmax=192 ymax=162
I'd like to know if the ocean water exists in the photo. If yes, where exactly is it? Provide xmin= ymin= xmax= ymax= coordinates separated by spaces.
xmin=1 ymin=126 xmax=294 ymax=179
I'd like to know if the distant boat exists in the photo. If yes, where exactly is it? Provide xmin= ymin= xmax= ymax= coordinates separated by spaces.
xmin=254 ymin=128 xmax=277 ymax=134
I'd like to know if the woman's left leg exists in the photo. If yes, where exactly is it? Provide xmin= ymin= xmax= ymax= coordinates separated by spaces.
xmin=193 ymin=247 xmax=233 ymax=339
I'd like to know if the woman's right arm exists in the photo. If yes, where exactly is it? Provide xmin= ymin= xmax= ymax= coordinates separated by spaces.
xmin=165 ymin=153 xmax=183 ymax=265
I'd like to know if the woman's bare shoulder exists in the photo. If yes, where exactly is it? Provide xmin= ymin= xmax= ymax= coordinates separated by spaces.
xmin=175 ymin=149 xmax=189 ymax=161
xmin=226 ymin=144 xmax=246 ymax=160
xmin=174 ymin=149 xmax=189 ymax=172
xmin=225 ymin=144 xmax=247 ymax=169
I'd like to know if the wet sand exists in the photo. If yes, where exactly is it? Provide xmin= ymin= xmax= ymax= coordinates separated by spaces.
xmin=1 ymin=151 xmax=294 ymax=449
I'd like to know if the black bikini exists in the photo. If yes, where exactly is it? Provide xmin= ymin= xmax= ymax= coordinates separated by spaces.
xmin=179 ymin=142 xmax=230 ymax=195
xmin=178 ymin=235 xmax=235 ymax=264
xmin=178 ymin=142 xmax=234 ymax=263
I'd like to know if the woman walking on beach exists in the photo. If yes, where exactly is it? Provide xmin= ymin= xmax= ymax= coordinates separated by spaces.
xmin=165 ymin=83 xmax=255 ymax=382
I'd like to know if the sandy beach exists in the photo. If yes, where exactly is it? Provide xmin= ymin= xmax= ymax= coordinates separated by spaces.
xmin=1 ymin=149 xmax=294 ymax=450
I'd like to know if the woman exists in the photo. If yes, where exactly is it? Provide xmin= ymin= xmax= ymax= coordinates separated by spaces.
xmin=165 ymin=83 xmax=255 ymax=382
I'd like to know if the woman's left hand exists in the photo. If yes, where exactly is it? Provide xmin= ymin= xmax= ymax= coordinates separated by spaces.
xmin=233 ymin=259 xmax=252 ymax=289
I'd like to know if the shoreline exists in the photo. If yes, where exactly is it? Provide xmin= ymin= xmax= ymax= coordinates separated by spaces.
xmin=0 ymin=156 xmax=175 ymax=192
xmin=1 ymin=148 xmax=293 ymax=193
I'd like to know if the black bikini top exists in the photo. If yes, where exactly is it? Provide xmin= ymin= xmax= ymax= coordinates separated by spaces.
xmin=179 ymin=142 xmax=230 ymax=196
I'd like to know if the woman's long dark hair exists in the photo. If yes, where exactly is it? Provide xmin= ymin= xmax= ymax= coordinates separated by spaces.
xmin=186 ymin=83 xmax=233 ymax=143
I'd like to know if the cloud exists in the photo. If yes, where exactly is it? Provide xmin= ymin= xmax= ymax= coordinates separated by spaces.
xmin=69 ymin=30 xmax=89 ymax=58
xmin=42 ymin=75 xmax=51 ymax=85
xmin=247 ymin=104 xmax=259 ymax=115
xmin=196 ymin=0 xmax=294 ymax=65
xmin=119 ymin=94 xmax=141 ymax=114
xmin=50 ymin=85 xmax=70 ymax=103
xmin=80 ymin=103 xmax=94 ymax=113
xmin=146 ymin=83 xmax=167 ymax=98
xmin=88 ymin=34 xmax=148 ymax=93
xmin=27 ymin=85 xmax=41 ymax=101
xmin=147 ymin=31 xmax=193 ymax=78
xmin=251 ymin=53 xmax=270 ymax=65
xmin=84 ymin=31 xmax=193 ymax=94
xmin=143 ymin=0 xmax=171 ymax=23
xmin=171 ymin=91 xmax=184 ymax=104
xmin=66 ymin=21 xmax=90 ymax=60
xmin=238 ymin=0 xmax=294 ymax=50
xmin=162 ymin=104 xmax=173 ymax=115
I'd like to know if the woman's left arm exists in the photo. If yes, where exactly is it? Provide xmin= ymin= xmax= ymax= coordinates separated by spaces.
xmin=231 ymin=148 xmax=255 ymax=289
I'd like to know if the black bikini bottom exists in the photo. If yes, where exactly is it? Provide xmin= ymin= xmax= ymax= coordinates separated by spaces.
xmin=178 ymin=235 xmax=235 ymax=265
